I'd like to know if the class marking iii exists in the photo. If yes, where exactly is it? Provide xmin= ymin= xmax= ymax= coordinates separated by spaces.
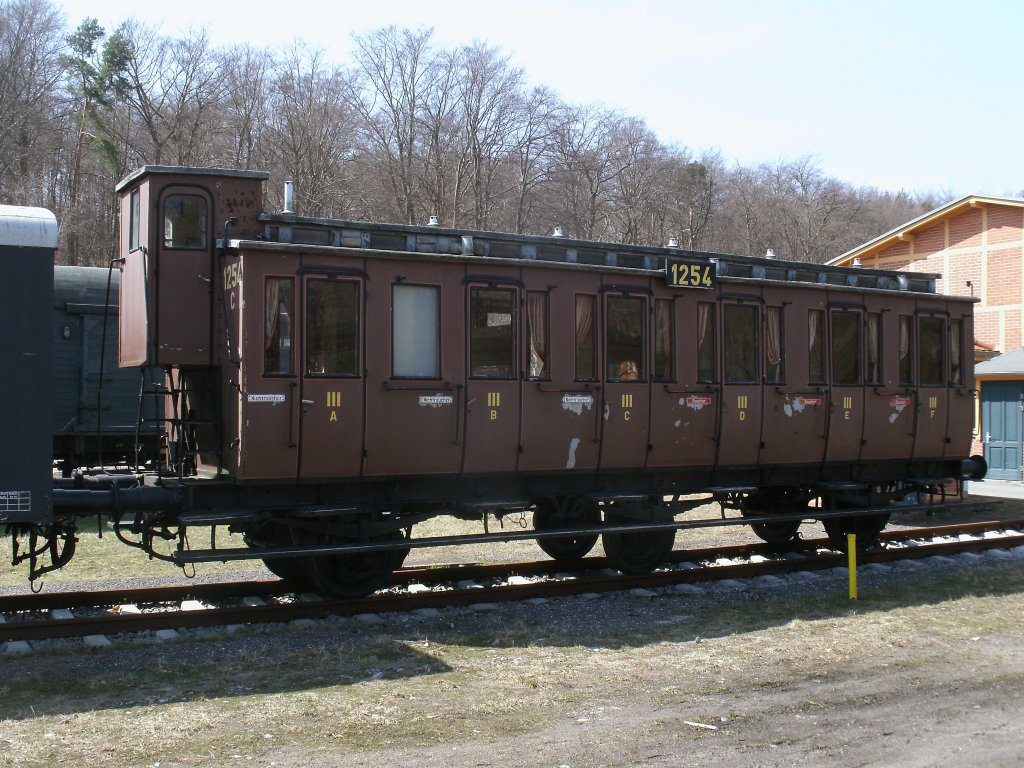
xmin=327 ymin=391 xmax=342 ymax=407
xmin=621 ymin=394 xmax=634 ymax=408
xmin=929 ymin=396 xmax=938 ymax=409
xmin=843 ymin=396 xmax=853 ymax=410
xmin=488 ymin=392 xmax=501 ymax=408
xmin=737 ymin=394 xmax=748 ymax=421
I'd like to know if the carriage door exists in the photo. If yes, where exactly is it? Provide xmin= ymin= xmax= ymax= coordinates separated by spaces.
xmin=913 ymin=310 xmax=950 ymax=462
xmin=462 ymin=278 xmax=521 ymax=475
xmin=156 ymin=186 xmax=213 ymax=365
xmin=861 ymin=296 xmax=916 ymax=462
xmin=362 ymin=260 xmax=465 ymax=477
xmin=298 ymin=272 xmax=365 ymax=480
xmin=759 ymin=290 xmax=828 ymax=465
xmin=824 ymin=302 xmax=865 ymax=463
xmin=717 ymin=296 xmax=762 ymax=468
xmin=519 ymin=271 xmax=603 ymax=473
xmin=600 ymin=286 xmax=651 ymax=470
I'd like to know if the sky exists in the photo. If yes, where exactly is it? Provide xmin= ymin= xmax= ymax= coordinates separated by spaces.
xmin=51 ymin=0 xmax=1024 ymax=198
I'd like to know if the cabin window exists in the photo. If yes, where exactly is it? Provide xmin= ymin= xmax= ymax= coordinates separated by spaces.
xmin=697 ymin=302 xmax=716 ymax=382
xmin=393 ymin=284 xmax=440 ymax=378
xmin=831 ymin=310 xmax=860 ymax=386
xmin=867 ymin=312 xmax=882 ymax=385
xmin=470 ymin=287 xmax=515 ymax=379
xmin=723 ymin=304 xmax=757 ymax=383
xmin=264 ymin=278 xmax=294 ymax=376
xmin=808 ymin=310 xmax=825 ymax=385
xmin=919 ymin=315 xmax=945 ymax=386
xmin=527 ymin=291 xmax=549 ymax=380
xmin=129 ymin=189 xmax=141 ymax=251
xmin=305 ymin=279 xmax=358 ymax=376
xmin=163 ymin=194 xmax=207 ymax=250
xmin=606 ymin=295 xmax=645 ymax=381
xmin=765 ymin=306 xmax=783 ymax=384
xmin=899 ymin=315 xmax=914 ymax=385
xmin=654 ymin=299 xmax=674 ymax=382
xmin=575 ymin=295 xmax=596 ymax=380
xmin=951 ymin=319 xmax=964 ymax=386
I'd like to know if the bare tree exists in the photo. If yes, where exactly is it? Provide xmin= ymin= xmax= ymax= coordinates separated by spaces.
xmin=0 ymin=0 xmax=67 ymax=206
xmin=349 ymin=26 xmax=438 ymax=224
xmin=265 ymin=44 xmax=358 ymax=217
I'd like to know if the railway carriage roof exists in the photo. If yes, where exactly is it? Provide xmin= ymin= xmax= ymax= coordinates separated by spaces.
xmin=238 ymin=211 xmax=959 ymax=298
xmin=0 ymin=205 xmax=57 ymax=250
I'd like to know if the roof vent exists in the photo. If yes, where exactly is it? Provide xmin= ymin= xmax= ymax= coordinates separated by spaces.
xmin=852 ymin=257 xmax=862 ymax=267
xmin=427 ymin=215 xmax=440 ymax=227
xmin=765 ymin=248 xmax=775 ymax=259
xmin=552 ymin=226 xmax=564 ymax=238
xmin=667 ymin=237 xmax=678 ymax=248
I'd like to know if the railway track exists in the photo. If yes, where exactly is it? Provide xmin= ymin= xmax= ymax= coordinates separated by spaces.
xmin=3 ymin=519 xmax=1022 ymax=647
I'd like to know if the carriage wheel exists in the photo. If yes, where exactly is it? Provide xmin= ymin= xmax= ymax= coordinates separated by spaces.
xmin=304 ymin=531 xmax=408 ymax=599
xmin=741 ymin=488 xmax=807 ymax=546
xmin=602 ymin=507 xmax=675 ymax=575
xmin=821 ymin=485 xmax=891 ymax=552
xmin=533 ymin=498 xmax=600 ymax=563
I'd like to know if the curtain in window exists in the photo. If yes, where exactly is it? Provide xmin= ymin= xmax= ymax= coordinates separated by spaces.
xmin=528 ymin=293 xmax=548 ymax=378
xmin=951 ymin=321 xmax=962 ymax=385
xmin=575 ymin=295 xmax=593 ymax=346
xmin=766 ymin=308 xmax=781 ymax=381
xmin=656 ymin=301 xmax=672 ymax=379
xmin=265 ymin=280 xmax=281 ymax=350
xmin=867 ymin=313 xmax=880 ymax=384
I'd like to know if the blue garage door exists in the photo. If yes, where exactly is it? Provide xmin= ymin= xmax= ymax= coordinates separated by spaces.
xmin=982 ymin=381 xmax=1024 ymax=480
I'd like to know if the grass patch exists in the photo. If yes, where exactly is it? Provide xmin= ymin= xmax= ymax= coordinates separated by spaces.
xmin=1 ymin=558 xmax=1021 ymax=767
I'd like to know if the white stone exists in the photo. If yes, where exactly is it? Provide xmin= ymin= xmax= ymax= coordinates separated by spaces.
xmin=409 ymin=583 xmax=433 ymax=593
xmin=180 ymin=600 xmax=210 ymax=611
xmin=3 ymin=641 xmax=31 ymax=655
xmin=153 ymin=629 xmax=179 ymax=642
xmin=50 ymin=608 xmax=74 ymax=620
xmin=242 ymin=596 xmax=266 ymax=607
xmin=507 ymin=575 xmax=532 ymax=586
xmin=83 ymin=634 xmax=112 ymax=648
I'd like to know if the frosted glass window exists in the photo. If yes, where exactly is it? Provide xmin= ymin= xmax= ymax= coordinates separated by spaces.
xmin=393 ymin=284 xmax=440 ymax=377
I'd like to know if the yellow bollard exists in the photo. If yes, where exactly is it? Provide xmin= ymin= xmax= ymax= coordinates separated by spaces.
xmin=847 ymin=533 xmax=858 ymax=600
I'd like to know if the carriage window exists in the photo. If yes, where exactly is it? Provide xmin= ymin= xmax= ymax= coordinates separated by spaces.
xmin=831 ymin=311 xmax=860 ymax=385
xmin=899 ymin=315 xmax=914 ymax=385
xmin=306 ymin=279 xmax=358 ymax=376
xmin=724 ymin=304 xmax=757 ymax=383
xmin=808 ymin=310 xmax=825 ymax=385
xmin=129 ymin=189 xmax=141 ymax=251
xmin=607 ymin=296 xmax=644 ymax=381
xmin=470 ymin=287 xmax=515 ymax=379
xmin=765 ymin=307 xmax=783 ymax=384
xmin=575 ymin=295 xmax=596 ymax=380
xmin=867 ymin=313 xmax=882 ymax=385
xmin=393 ymin=284 xmax=440 ymax=378
xmin=951 ymin=319 xmax=964 ymax=386
xmin=654 ymin=300 xmax=673 ymax=382
xmin=697 ymin=302 xmax=716 ymax=382
xmin=919 ymin=316 xmax=945 ymax=386
xmin=163 ymin=194 xmax=207 ymax=249
xmin=527 ymin=292 xmax=549 ymax=380
xmin=264 ymin=278 xmax=294 ymax=376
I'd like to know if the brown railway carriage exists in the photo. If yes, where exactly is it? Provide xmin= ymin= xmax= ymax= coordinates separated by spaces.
xmin=112 ymin=166 xmax=981 ymax=597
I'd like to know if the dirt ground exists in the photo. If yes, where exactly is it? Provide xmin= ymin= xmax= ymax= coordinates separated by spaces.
xmin=2 ymin=496 xmax=1023 ymax=767
xmin=3 ymin=542 xmax=1023 ymax=767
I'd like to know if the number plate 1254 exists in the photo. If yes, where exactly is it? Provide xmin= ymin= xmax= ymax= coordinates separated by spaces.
xmin=665 ymin=258 xmax=715 ymax=289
